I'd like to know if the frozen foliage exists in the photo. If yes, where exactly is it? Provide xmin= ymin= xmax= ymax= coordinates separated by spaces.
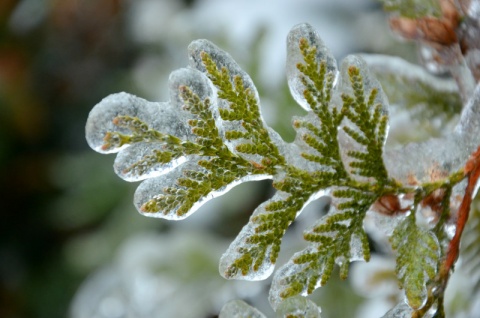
xmin=86 ymin=19 xmax=480 ymax=317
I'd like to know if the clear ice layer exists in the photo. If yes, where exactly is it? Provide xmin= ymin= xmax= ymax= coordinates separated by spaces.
xmin=134 ymin=161 xmax=271 ymax=220
xmin=188 ymin=39 xmax=288 ymax=167
xmin=85 ymin=93 xmax=191 ymax=154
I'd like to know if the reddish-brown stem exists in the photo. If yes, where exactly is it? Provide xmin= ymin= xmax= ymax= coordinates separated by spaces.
xmin=441 ymin=146 xmax=480 ymax=276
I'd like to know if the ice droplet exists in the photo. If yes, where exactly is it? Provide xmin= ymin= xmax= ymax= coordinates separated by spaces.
xmin=286 ymin=23 xmax=338 ymax=111
xmin=219 ymin=300 xmax=266 ymax=318
xmin=275 ymin=296 xmax=321 ymax=318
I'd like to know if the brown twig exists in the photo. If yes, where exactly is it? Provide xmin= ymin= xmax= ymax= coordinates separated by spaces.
xmin=441 ymin=145 xmax=480 ymax=276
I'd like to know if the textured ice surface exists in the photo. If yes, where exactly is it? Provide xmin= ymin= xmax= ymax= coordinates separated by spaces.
xmin=275 ymin=296 xmax=321 ymax=318
xmin=85 ymin=68 xmax=218 ymax=183
xmin=219 ymin=300 xmax=266 ymax=318
xmin=286 ymin=23 xmax=337 ymax=111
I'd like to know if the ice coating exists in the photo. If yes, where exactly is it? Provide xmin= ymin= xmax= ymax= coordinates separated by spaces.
xmin=86 ymin=68 xmax=225 ymax=182
xmin=455 ymin=84 xmax=480 ymax=139
xmin=275 ymin=296 xmax=322 ymax=317
xmin=168 ymin=67 xmax=215 ymax=114
xmin=219 ymin=300 xmax=266 ymax=318
xmin=113 ymin=142 xmax=188 ymax=182
xmin=85 ymin=93 xmax=191 ymax=154
xmin=289 ymin=113 xmax=336 ymax=173
xmin=361 ymin=54 xmax=459 ymax=96
xmin=336 ymin=55 xmax=390 ymax=179
xmin=188 ymin=39 xmax=287 ymax=166
xmin=219 ymin=191 xmax=291 ymax=281
xmin=338 ymin=55 xmax=389 ymax=123
xmin=134 ymin=161 xmax=271 ymax=220
xmin=286 ymin=23 xmax=338 ymax=111
xmin=268 ymin=246 xmax=317 ymax=310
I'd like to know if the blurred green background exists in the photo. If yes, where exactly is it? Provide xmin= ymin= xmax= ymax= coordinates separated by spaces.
xmin=0 ymin=1 xmax=413 ymax=317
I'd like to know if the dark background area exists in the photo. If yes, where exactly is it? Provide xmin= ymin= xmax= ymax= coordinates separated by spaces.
xmin=0 ymin=1 xmax=168 ymax=316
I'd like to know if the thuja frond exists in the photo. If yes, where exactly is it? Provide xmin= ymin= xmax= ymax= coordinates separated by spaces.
xmin=200 ymin=51 xmax=285 ymax=171
xmin=140 ymin=85 xmax=267 ymax=216
xmin=292 ymin=38 xmax=345 ymax=177
xmin=273 ymin=206 xmax=371 ymax=302
xmin=269 ymin=28 xmax=394 ymax=309
xmin=222 ymin=167 xmax=322 ymax=279
xmin=390 ymin=212 xmax=440 ymax=310
xmin=85 ymin=22 xmax=478 ymax=317
xmin=341 ymin=65 xmax=389 ymax=183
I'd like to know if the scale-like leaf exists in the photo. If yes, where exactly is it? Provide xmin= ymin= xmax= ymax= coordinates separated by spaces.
xmin=390 ymin=215 xmax=440 ymax=310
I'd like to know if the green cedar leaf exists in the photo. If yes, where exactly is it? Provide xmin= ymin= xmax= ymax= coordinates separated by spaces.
xmin=390 ymin=214 xmax=440 ymax=310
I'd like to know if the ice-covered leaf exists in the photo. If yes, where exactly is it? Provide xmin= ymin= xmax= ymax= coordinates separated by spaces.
xmin=269 ymin=204 xmax=370 ymax=309
xmin=390 ymin=214 xmax=440 ymax=310
xmin=220 ymin=172 xmax=328 ymax=281
xmin=336 ymin=55 xmax=390 ymax=183
xmin=86 ymin=67 xmax=274 ymax=219
xmin=85 ymin=20 xmax=479 ymax=317
xmin=188 ymin=39 xmax=286 ymax=170
xmin=286 ymin=23 xmax=337 ymax=112
xmin=219 ymin=300 xmax=266 ymax=318
xmin=362 ymin=54 xmax=461 ymax=117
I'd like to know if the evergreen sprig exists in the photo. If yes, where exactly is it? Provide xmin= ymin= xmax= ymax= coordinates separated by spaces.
xmin=140 ymin=85 xmax=267 ymax=216
xmin=269 ymin=37 xmax=393 ymax=305
xmin=200 ymin=52 xmax=285 ymax=171
xmin=391 ymin=212 xmax=441 ymax=310
xmin=278 ymin=207 xmax=371 ymax=300
xmin=85 ymin=22 xmax=476 ymax=317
